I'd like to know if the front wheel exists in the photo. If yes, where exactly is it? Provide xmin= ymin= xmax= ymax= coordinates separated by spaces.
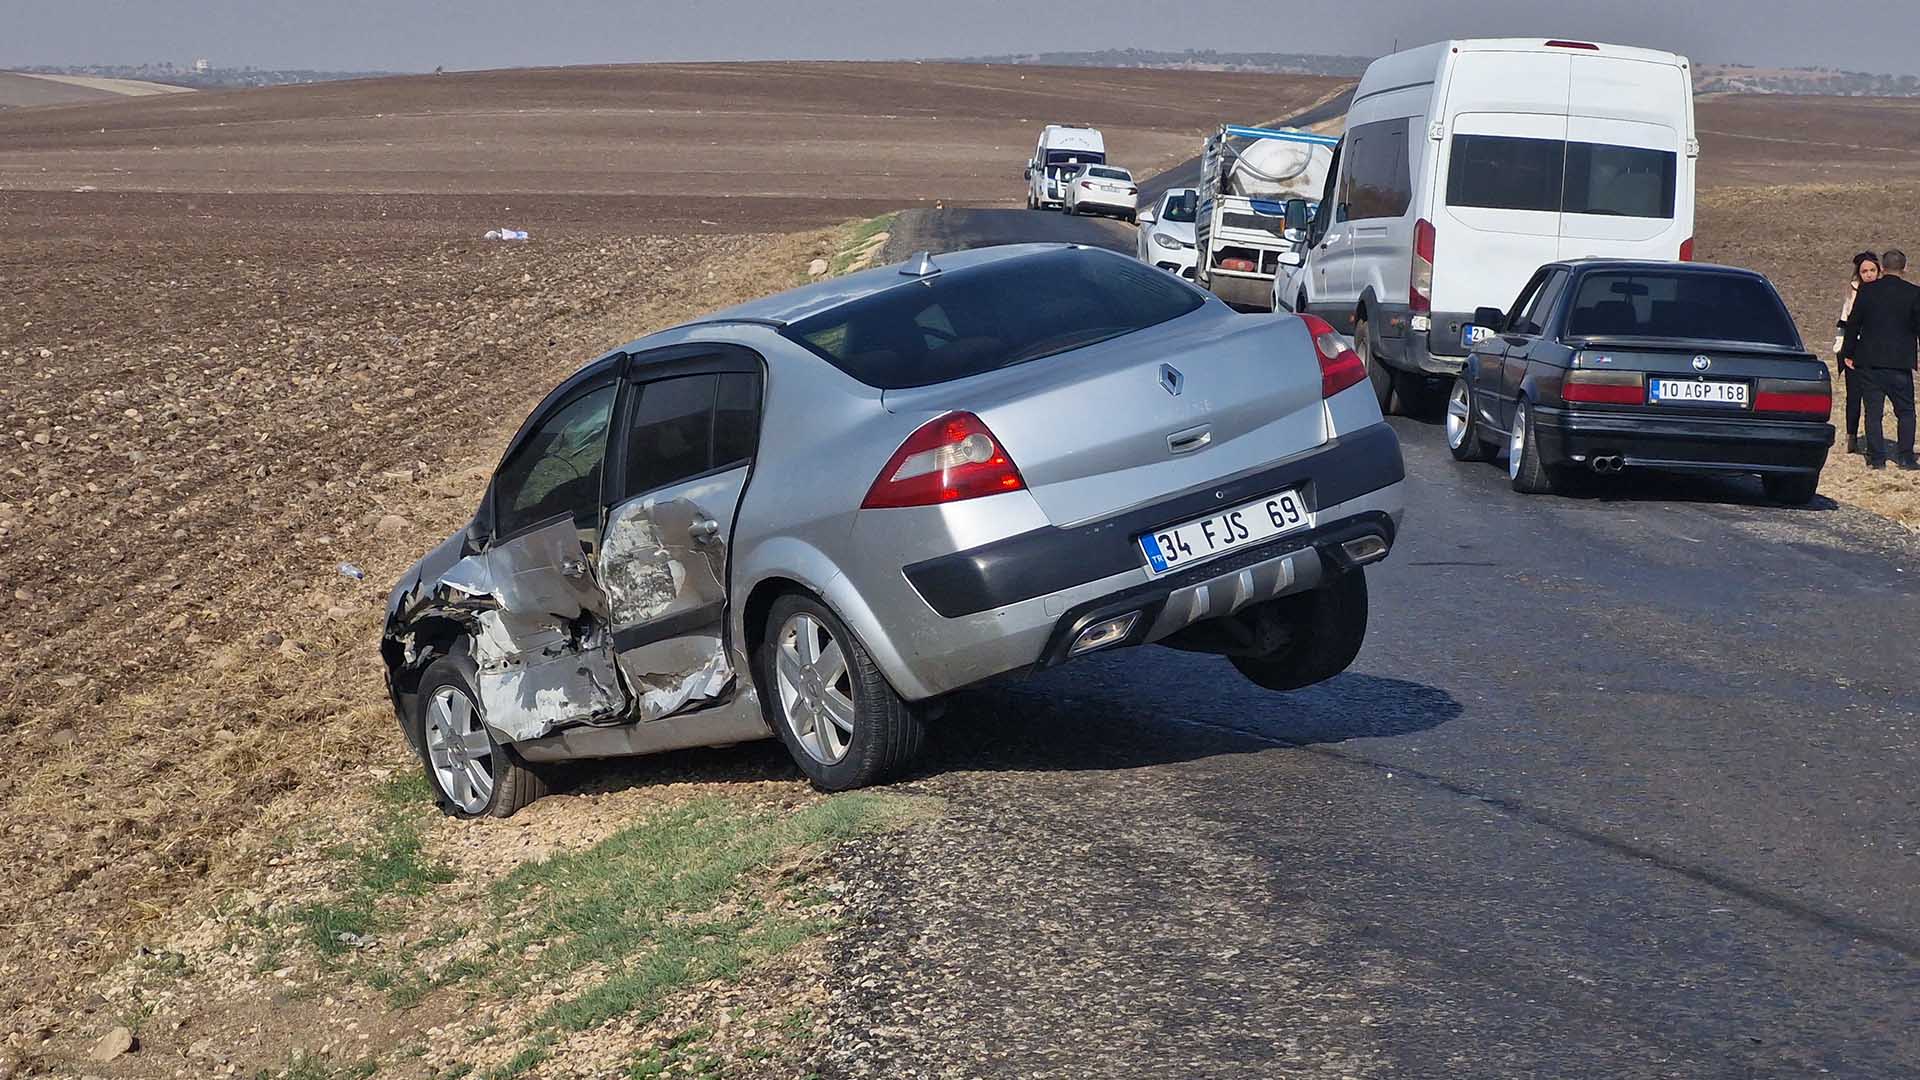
xmin=1231 ymin=569 xmax=1369 ymax=692
xmin=1446 ymin=375 xmax=1495 ymax=462
xmin=758 ymin=594 xmax=924 ymax=791
xmin=414 ymin=655 xmax=547 ymax=819
xmin=1763 ymin=472 xmax=1820 ymax=505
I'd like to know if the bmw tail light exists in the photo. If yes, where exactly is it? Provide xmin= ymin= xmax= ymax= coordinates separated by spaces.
xmin=862 ymin=412 xmax=1026 ymax=509
xmin=1411 ymin=219 xmax=1435 ymax=315
xmin=1754 ymin=379 xmax=1832 ymax=416
xmin=1563 ymin=369 xmax=1645 ymax=404
xmin=1301 ymin=314 xmax=1367 ymax=398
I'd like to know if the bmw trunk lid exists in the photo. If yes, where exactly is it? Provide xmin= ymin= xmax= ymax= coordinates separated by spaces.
xmin=881 ymin=308 xmax=1328 ymax=525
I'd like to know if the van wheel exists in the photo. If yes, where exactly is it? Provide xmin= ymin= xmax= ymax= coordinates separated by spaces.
xmin=1355 ymin=318 xmax=1399 ymax=415
xmin=1231 ymin=569 xmax=1368 ymax=691
xmin=758 ymin=594 xmax=924 ymax=791
xmin=1446 ymin=375 xmax=1494 ymax=462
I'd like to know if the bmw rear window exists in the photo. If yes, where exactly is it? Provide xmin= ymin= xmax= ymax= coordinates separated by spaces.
xmin=1564 ymin=271 xmax=1801 ymax=347
xmin=783 ymin=249 xmax=1206 ymax=389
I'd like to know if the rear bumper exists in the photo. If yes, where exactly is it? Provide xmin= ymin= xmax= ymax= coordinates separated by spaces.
xmin=1073 ymin=193 xmax=1136 ymax=215
xmin=1533 ymin=405 xmax=1835 ymax=474
xmin=1367 ymin=304 xmax=1474 ymax=376
xmin=857 ymin=422 xmax=1405 ymax=699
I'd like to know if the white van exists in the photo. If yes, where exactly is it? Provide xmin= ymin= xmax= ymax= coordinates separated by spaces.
xmin=1026 ymin=125 xmax=1107 ymax=210
xmin=1288 ymin=39 xmax=1697 ymax=413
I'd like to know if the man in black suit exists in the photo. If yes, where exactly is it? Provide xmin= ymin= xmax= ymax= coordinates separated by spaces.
xmin=1841 ymin=248 xmax=1920 ymax=469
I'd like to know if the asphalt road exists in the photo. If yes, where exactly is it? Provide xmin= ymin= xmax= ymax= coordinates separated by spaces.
xmin=830 ymin=100 xmax=1920 ymax=1079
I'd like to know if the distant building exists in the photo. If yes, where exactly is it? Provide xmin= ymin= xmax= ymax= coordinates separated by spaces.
xmin=192 ymin=58 xmax=211 ymax=74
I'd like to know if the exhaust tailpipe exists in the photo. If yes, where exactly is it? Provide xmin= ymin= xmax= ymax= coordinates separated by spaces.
xmin=1589 ymin=455 xmax=1624 ymax=474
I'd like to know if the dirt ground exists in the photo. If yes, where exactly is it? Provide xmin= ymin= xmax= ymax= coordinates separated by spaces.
xmin=0 ymin=62 xmax=1916 ymax=1078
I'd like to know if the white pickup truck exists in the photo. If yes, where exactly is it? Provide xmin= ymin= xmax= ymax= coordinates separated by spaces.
xmin=1194 ymin=124 xmax=1337 ymax=310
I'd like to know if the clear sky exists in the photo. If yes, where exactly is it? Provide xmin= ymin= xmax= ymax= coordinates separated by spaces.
xmin=5 ymin=0 xmax=1915 ymax=76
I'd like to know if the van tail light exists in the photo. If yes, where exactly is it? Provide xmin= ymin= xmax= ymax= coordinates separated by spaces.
xmin=1679 ymin=237 xmax=1695 ymax=262
xmin=862 ymin=412 xmax=1026 ymax=509
xmin=1411 ymin=219 xmax=1435 ymax=315
xmin=1563 ymin=369 xmax=1646 ymax=405
xmin=1754 ymin=379 xmax=1832 ymax=416
xmin=1301 ymin=314 xmax=1367 ymax=398
xmin=1545 ymin=39 xmax=1600 ymax=50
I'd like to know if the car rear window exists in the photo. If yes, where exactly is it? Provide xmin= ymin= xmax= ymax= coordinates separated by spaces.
xmin=783 ymin=249 xmax=1205 ymax=389
xmin=1089 ymin=167 xmax=1131 ymax=181
xmin=1564 ymin=271 xmax=1800 ymax=347
xmin=1447 ymin=135 xmax=1677 ymax=219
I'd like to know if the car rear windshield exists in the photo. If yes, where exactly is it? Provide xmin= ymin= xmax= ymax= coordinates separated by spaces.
xmin=1563 ymin=271 xmax=1800 ymax=347
xmin=1088 ymin=167 xmax=1131 ymax=181
xmin=783 ymin=249 xmax=1205 ymax=389
xmin=1447 ymin=135 xmax=1677 ymax=219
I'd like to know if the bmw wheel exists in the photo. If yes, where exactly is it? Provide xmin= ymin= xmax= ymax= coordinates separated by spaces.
xmin=759 ymin=594 xmax=924 ymax=791
xmin=1508 ymin=399 xmax=1563 ymax=495
xmin=414 ymin=654 xmax=546 ymax=818
xmin=1446 ymin=375 xmax=1494 ymax=462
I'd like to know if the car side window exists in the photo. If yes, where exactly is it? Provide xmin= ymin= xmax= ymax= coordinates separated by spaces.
xmin=624 ymin=374 xmax=717 ymax=498
xmin=713 ymin=371 xmax=762 ymax=470
xmin=492 ymin=382 xmax=617 ymax=537
xmin=1504 ymin=272 xmax=1549 ymax=333
xmin=1516 ymin=270 xmax=1570 ymax=336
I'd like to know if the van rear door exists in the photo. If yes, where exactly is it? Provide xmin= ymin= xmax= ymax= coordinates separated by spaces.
xmin=1559 ymin=56 xmax=1691 ymax=261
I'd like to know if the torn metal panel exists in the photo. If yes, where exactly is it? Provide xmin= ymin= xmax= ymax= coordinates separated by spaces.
xmin=470 ymin=617 xmax=627 ymax=742
xmin=599 ymin=491 xmax=739 ymax=721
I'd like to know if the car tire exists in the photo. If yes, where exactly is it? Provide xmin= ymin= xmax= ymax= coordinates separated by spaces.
xmin=1231 ymin=568 xmax=1368 ymax=692
xmin=1446 ymin=375 xmax=1494 ymax=462
xmin=1127 ymin=212 xmax=1137 ymax=225
xmin=1508 ymin=399 xmax=1564 ymax=495
xmin=1763 ymin=472 xmax=1819 ymax=505
xmin=414 ymin=654 xmax=547 ymax=819
xmin=1354 ymin=317 xmax=1399 ymax=415
xmin=758 ymin=594 xmax=924 ymax=791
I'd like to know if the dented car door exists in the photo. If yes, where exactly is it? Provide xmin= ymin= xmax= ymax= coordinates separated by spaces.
xmin=453 ymin=375 xmax=630 ymax=742
xmin=599 ymin=350 xmax=763 ymax=721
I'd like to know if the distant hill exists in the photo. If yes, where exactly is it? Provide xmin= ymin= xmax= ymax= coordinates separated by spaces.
xmin=957 ymin=49 xmax=1920 ymax=97
xmin=13 ymin=63 xmax=404 ymax=91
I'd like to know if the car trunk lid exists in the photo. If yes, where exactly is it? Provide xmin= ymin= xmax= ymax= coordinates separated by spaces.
xmin=1570 ymin=338 xmax=1831 ymax=417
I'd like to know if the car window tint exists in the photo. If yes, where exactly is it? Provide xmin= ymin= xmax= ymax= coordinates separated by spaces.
xmin=624 ymin=374 xmax=716 ymax=497
xmin=1447 ymin=134 xmax=1565 ymax=213
xmin=784 ymin=249 xmax=1205 ymax=390
xmin=1344 ymin=118 xmax=1413 ymax=221
xmin=493 ymin=383 xmax=616 ymax=536
xmin=1088 ymin=167 xmax=1131 ymax=181
xmin=1517 ymin=270 xmax=1570 ymax=335
xmin=1564 ymin=142 xmax=1676 ymax=219
xmin=1564 ymin=272 xmax=1800 ymax=346
xmin=1163 ymin=191 xmax=1197 ymax=223
xmin=713 ymin=372 xmax=761 ymax=469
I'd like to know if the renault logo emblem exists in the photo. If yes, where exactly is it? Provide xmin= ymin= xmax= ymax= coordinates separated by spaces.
xmin=1159 ymin=363 xmax=1184 ymax=396
xmin=1692 ymin=355 xmax=1712 ymax=372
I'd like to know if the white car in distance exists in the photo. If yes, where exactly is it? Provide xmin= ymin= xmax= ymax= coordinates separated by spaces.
xmin=1065 ymin=165 xmax=1138 ymax=222
xmin=1137 ymin=188 xmax=1199 ymax=279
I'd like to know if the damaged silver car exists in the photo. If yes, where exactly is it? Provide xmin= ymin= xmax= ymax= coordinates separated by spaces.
xmin=382 ymin=244 xmax=1406 ymax=817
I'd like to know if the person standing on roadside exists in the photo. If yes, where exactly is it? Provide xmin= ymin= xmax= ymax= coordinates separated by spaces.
xmin=1841 ymin=248 xmax=1920 ymax=470
xmin=1834 ymin=252 xmax=1880 ymax=454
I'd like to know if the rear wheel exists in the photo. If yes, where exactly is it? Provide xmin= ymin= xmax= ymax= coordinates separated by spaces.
xmin=414 ymin=655 xmax=546 ymax=819
xmin=1355 ymin=318 xmax=1398 ymax=415
xmin=1446 ymin=375 xmax=1494 ymax=462
xmin=759 ymin=594 xmax=924 ymax=791
xmin=1508 ymin=399 xmax=1565 ymax=495
xmin=1231 ymin=569 xmax=1369 ymax=692
xmin=1763 ymin=472 xmax=1819 ymax=505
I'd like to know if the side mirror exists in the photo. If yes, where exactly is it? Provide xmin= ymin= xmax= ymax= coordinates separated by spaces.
xmin=1024 ymin=166 xmax=1033 ymax=180
xmin=1279 ymin=250 xmax=1304 ymax=268
xmin=1474 ymin=306 xmax=1508 ymax=334
xmin=1137 ymin=209 xmax=1157 ymax=226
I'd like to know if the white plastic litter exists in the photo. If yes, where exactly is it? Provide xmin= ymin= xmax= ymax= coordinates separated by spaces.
xmin=484 ymin=227 xmax=530 ymax=241
xmin=337 ymin=562 xmax=366 ymax=580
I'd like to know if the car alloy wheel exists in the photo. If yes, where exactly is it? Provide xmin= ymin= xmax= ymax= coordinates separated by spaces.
xmin=1446 ymin=378 xmax=1472 ymax=451
xmin=1509 ymin=401 xmax=1529 ymax=482
xmin=774 ymin=612 xmax=855 ymax=766
xmin=424 ymin=684 xmax=494 ymax=815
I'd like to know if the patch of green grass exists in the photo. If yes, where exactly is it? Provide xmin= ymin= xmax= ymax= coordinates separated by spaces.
xmin=435 ymin=1065 xmax=474 ymax=1080
xmin=484 ymin=1033 xmax=556 ymax=1080
xmin=287 ymin=776 xmax=456 ymax=956
xmin=827 ymin=213 xmax=899 ymax=275
xmin=630 ymin=1027 xmax=722 ymax=1079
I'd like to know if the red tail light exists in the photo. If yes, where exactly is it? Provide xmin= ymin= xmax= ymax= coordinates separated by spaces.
xmin=1411 ymin=219 xmax=1435 ymax=315
xmin=1301 ymin=314 xmax=1367 ymax=398
xmin=862 ymin=412 xmax=1025 ymax=509
xmin=1080 ymin=181 xmax=1093 ymax=189
xmin=1218 ymin=257 xmax=1257 ymax=273
xmin=1563 ymin=369 xmax=1645 ymax=404
xmin=1679 ymin=237 xmax=1695 ymax=262
xmin=1754 ymin=380 xmax=1831 ymax=416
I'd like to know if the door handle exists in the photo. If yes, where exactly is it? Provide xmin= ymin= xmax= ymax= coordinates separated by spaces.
xmin=1167 ymin=424 xmax=1212 ymax=455
xmin=560 ymin=558 xmax=588 ymax=579
xmin=689 ymin=518 xmax=720 ymax=544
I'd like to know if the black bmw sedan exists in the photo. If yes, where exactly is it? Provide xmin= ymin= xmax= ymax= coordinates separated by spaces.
xmin=1446 ymin=260 xmax=1834 ymax=503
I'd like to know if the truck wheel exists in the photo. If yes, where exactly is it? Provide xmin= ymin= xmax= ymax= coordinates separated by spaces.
xmin=1231 ymin=569 xmax=1368 ymax=692
xmin=1355 ymin=318 xmax=1399 ymax=415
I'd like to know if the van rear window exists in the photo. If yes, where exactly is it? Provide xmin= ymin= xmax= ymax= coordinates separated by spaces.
xmin=783 ymin=249 xmax=1204 ymax=390
xmin=1447 ymin=135 xmax=1677 ymax=219
xmin=1564 ymin=271 xmax=1800 ymax=347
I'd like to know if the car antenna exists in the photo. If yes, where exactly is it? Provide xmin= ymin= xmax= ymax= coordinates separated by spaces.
xmin=899 ymin=251 xmax=941 ymax=277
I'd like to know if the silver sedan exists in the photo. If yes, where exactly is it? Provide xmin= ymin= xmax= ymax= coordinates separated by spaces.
xmin=382 ymin=244 xmax=1406 ymax=816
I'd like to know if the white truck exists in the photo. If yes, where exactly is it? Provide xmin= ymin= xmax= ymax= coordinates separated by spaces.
xmin=1026 ymin=124 xmax=1106 ymax=210
xmin=1193 ymin=124 xmax=1338 ymax=310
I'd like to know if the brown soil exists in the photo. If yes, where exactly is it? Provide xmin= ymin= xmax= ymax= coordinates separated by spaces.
xmin=1697 ymin=95 xmax=1920 ymax=188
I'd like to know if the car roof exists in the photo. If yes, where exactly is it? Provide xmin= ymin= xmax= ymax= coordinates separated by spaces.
xmin=1552 ymin=258 xmax=1769 ymax=280
xmin=685 ymin=243 xmax=1092 ymax=329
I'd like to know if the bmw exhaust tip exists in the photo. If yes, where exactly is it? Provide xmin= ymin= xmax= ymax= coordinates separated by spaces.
xmin=1069 ymin=611 xmax=1140 ymax=657
xmin=1589 ymin=455 xmax=1625 ymax=474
